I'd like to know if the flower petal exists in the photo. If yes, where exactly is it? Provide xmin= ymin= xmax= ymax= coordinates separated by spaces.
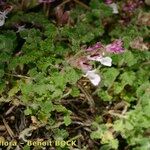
xmin=86 ymin=42 xmax=102 ymax=51
xmin=85 ymin=70 xmax=101 ymax=86
xmin=87 ymin=54 xmax=102 ymax=61
xmin=106 ymin=39 xmax=124 ymax=53
xmin=78 ymin=57 xmax=92 ymax=72
xmin=105 ymin=0 xmax=113 ymax=4
xmin=109 ymin=3 xmax=119 ymax=14
xmin=99 ymin=57 xmax=112 ymax=66
xmin=0 ymin=11 xmax=7 ymax=26
xmin=0 ymin=19 xmax=5 ymax=26
xmin=0 ymin=15 xmax=5 ymax=26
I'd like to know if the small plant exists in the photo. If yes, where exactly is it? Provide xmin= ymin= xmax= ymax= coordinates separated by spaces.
xmin=0 ymin=0 xmax=149 ymax=149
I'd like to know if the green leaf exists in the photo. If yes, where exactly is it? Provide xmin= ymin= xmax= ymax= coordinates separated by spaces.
xmin=44 ymin=24 xmax=57 ymax=38
xmin=111 ymin=54 xmax=124 ymax=66
xmin=8 ymin=85 xmax=20 ymax=97
xmin=65 ymin=67 xmax=80 ymax=85
xmin=54 ymin=105 xmax=68 ymax=113
xmin=53 ymin=129 xmax=69 ymax=140
xmin=102 ymin=68 xmax=120 ymax=88
xmin=113 ymin=120 xmax=124 ymax=132
xmin=120 ymin=71 xmax=136 ymax=87
xmin=90 ymin=123 xmax=107 ymax=139
xmin=136 ymin=82 xmax=150 ymax=98
xmin=70 ymin=86 xmax=80 ymax=97
xmin=23 ymin=145 xmax=30 ymax=150
xmin=124 ymin=122 xmax=134 ymax=130
xmin=123 ymin=51 xmax=137 ymax=67
xmin=0 ymin=81 xmax=6 ymax=95
xmin=113 ymin=82 xmax=124 ymax=94
xmin=91 ymin=128 xmax=103 ymax=139
xmin=0 ymin=69 xmax=4 ymax=78
xmin=0 ymin=31 xmax=17 ymax=53
xmin=0 ymin=52 xmax=11 ymax=63
xmin=90 ymin=1 xmax=112 ymax=18
xmin=109 ymin=139 xmax=119 ymax=150
xmin=41 ymin=101 xmax=54 ymax=114
xmin=24 ymin=107 xmax=32 ymax=115
xmin=52 ymin=73 xmax=66 ymax=90
xmin=64 ymin=115 xmax=72 ymax=126
xmin=51 ymin=89 xmax=63 ymax=99
xmin=98 ymin=90 xmax=112 ymax=101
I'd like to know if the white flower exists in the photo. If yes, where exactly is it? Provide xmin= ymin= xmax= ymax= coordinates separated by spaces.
xmin=87 ymin=55 xmax=112 ymax=67
xmin=109 ymin=3 xmax=119 ymax=14
xmin=0 ymin=11 xmax=7 ymax=26
xmin=84 ymin=70 xmax=101 ymax=86
xmin=99 ymin=57 xmax=112 ymax=67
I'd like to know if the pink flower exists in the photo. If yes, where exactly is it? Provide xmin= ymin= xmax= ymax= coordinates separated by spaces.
xmin=123 ymin=3 xmax=137 ymax=12
xmin=77 ymin=57 xmax=92 ymax=73
xmin=76 ymin=58 xmax=101 ymax=86
xmin=87 ymin=53 xmax=102 ymax=61
xmin=106 ymin=39 xmax=124 ymax=53
xmin=122 ymin=0 xmax=143 ymax=13
xmin=86 ymin=42 xmax=103 ymax=51
xmin=104 ymin=0 xmax=113 ymax=4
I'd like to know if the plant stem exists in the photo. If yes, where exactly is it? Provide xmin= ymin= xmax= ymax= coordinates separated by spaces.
xmin=74 ymin=0 xmax=91 ymax=10
xmin=5 ymin=73 xmax=32 ymax=79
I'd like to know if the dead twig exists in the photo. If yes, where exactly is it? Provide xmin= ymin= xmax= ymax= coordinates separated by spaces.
xmin=5 ymin=106 xmax=16 ymax=116
xmin=0 ymin=125 xmax=6 ymax=131
xmin=74 ymin=0 xmax=91 ymax=10
xmin=2 ymin=117 xmax=15 ymax=138
xmin=19 ymin=126 xmax=37 ymax=142
xmin=56 ymin=0 xmax=91 ymax=10
xmin=5 ymin=73 xmax=32 ymax=79
xmin=77 ymin=82 xmax=95 ymax=111
xmin=108 ymin=110 xmax=127 ymax=119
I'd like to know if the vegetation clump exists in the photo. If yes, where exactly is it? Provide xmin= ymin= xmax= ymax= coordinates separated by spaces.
xmin=0 ymin=0 xmax=149 ymax=149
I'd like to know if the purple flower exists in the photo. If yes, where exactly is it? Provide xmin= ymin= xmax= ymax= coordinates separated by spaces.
xmin=86 ymin=42 xmax=103 ymax=51
xmin=122 ymin=0 xmax=143 ymax=13
xmin=106 ymin=39 xmax=124 ymax=53
xmin=104 ymin=0 xmax=113 ymax=4
xmin=123 ymin=3 xmax=136 ymax=12
xmin=39 ymin=0 xmax=56 ymax=3
xmin=87 ymin=53 xmax=102 ymax=61
xmin=77 ymin=57 xmax=92 ymax=72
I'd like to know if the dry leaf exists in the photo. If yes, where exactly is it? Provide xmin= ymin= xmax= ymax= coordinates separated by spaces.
xmin=130 ymin=37 xmax=149 ymax=51
xmin=137 ymin=12 xmax=150 ymax=26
